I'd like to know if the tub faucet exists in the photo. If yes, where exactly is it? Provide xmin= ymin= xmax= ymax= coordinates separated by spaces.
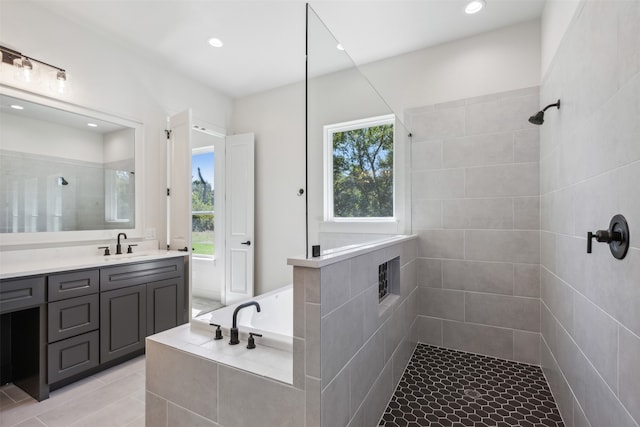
xmin=229 ymin=301 xmax=261 ymax=345
xmin=116 ymin=232 xmax=127 ymax=255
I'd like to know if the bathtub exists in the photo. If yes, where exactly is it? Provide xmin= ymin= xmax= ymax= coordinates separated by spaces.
xmin=191 ymin=285 xmax=293 ymax=352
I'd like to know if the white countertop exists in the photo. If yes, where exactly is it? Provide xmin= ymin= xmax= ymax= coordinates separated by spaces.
xmin=0 ymin=241 xmax=186 ymax=279
xmin=287 ymin=234 xmax=416 ymax=268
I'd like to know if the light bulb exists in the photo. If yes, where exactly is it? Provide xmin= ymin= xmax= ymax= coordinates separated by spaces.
xmin=465 ymin=0 xmax=486 ymax=14
xmin=56 ymin=70 xmax=67 ymax=93
xmin=208 ymin=38 xmax=223 ymax=48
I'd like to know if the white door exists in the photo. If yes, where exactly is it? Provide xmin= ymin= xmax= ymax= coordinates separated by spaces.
xmin=224 ymin=133 xmax=255 ymax=305
xmin=167 ymin=110 xmax=192 ymax=253
xmin=167 ymin=110 xmax=192 ymax=321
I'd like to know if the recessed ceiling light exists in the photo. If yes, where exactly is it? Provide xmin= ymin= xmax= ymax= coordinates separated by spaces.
xmin=10 ymin=104 xmax=24 ymax=110
xmin=87 ymin=123 xmax=98 ymax=127
xmin=208 ymin=38 xmax=224 ymax=48
xmin=336 ymin=43 xmax=345 ymax=51
xmin=465 ymin=0 xmax=486 ymax=14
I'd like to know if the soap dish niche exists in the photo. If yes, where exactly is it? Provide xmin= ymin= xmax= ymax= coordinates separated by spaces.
xmin=379 ymin=256 xmax=400 ymax=303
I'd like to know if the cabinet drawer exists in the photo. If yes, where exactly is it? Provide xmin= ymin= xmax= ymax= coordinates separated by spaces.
xmin=0 ymin=276 xmax=45 ymax=314
xmin=100 ymin=257 xmax=184 ymax=291
xmin=48 ymin=294 xmax=99 ymax=343
xmin=48 ymin=270 xmax=99 ymax=302
xmin=48 ymin=331 xmax=99 ymax=384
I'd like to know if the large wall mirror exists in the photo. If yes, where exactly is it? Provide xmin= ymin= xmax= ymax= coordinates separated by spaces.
xmin=0 ymin=86 xmax=144 ymax=245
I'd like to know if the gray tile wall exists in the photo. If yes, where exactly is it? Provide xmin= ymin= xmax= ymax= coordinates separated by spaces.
xmin=539 ymin=1 xmax=640 ymax=426
xmin=146 ymin=340 xmax=305 ymax=427
xmin=406 ymin=87 xmax=542 ymax=365
xmin=294 ymin=238 xmax=418 ymax=427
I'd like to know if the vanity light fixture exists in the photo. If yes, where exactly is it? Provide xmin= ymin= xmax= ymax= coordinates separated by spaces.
xmin=465 ymin=0 xmax=486 ymax=14
xmin=208 ymin=38 xmax=224 ymax=48
xmin=0 ymin=44 xmax=68 ymax=91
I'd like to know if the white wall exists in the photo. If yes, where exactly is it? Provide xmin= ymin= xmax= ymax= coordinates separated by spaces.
xmin=103 ymin=128 xmax=135 ymax=164
xmin=359 ymin=20 xmax=542 ymax=116
xmin=541 ymin=0 xmax=582 ymax=78
xmin=1 ymin=113 xmax=104 ymax=162
xmin=0 ymin=1 xmax=233 ymax=247
xmin=232 ymin=83 xmax=306 ymax=295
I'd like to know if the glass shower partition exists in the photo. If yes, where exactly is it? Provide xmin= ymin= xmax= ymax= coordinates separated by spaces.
xmin=305 ymin=4 xmax=413 ymax=257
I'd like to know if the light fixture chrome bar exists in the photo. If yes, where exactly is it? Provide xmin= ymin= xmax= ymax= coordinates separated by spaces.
xmin=0 ymin=44 xmax=66 ymax=74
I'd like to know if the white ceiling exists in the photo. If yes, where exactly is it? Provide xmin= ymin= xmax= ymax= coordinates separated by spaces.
xmin=38 ymin=0 xmax=545 ymax=99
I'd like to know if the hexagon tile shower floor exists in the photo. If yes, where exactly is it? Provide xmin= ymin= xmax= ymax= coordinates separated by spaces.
xmin=379 ymin=344 xmax=564 ymax=427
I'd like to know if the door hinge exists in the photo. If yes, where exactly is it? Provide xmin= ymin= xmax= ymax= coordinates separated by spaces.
xmin=165 ymin=129 xmax=172 ymax=139
xmin=167 ymin=188 xmax=170 ymax=196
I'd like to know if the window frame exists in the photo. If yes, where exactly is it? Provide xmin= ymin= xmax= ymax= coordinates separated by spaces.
xmin=105 ymin=169 xmax=134 ymax=224
xmin=323 ymin=113 xmax=397 ymax=223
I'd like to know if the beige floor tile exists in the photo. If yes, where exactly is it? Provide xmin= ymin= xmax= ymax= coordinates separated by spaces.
xmin=0 ymin=391 xmax=17 ymax=409
xmin=92 ymin=355 xmax=145 ymax=385
xmin=37 ymin=373 xmax=144 ymax=427
xmin=1 ymin=356 xmax=149 ymax=427
xmin=69 ymin=396 xmax=145 ymax=427
xmin=0 ymin=376 xmax=107 ymax=427
xmin=3 ymin=385 xmax=32 ymax=403
xmin=13 ymin=417 xmax=47 ymax=427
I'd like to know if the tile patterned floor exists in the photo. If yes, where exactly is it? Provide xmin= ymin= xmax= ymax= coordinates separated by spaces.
xmin=380 ymin=344 xmax=565 ymax=427
xmin=0 ymin=355 xmax=145 ymax=427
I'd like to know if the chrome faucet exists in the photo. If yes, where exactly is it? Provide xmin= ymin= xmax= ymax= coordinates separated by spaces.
xmin=116 ymin=232 xmax=127 ymax=255
xmin=229 ymin=301 xmax=261 ymax=345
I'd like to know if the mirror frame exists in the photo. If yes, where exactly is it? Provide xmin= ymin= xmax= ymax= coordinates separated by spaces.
xmin=0 ymin=84 xmax=145 ymax=246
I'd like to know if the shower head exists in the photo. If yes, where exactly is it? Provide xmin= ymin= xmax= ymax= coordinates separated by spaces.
xmin=528 ymin=99 xmax=561 ymax=125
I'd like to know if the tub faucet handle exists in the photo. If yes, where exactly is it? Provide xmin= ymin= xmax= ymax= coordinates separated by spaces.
xmin=247 ymin=332 xmax=262 ymax=349
xmin=209 ymin=323 xmax=223 ymax=340
xmin=98 ymin=246 xmax=110 ymax=256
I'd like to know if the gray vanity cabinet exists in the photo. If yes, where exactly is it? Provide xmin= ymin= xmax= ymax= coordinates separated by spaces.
xmin=100 ymin=257 xmax=185 ymax=363
xmin=147 ymin=277 xmax=185 ymax=335
xmin=47 ymin=269 xmax=100 ymax=384
xmin=2 ymin=255 xmax=186 ymax=400
xmin=0 ymin=275 xmax=48 ymax=401
xmin=100 ymin=284 xmax=147 ymax=363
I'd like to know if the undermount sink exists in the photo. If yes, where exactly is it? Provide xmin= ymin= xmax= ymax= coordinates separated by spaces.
xmin=101 ymin=252 xmax=161 ymax=262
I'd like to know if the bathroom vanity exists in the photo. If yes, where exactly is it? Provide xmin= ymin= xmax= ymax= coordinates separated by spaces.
xmin=0 ymin=252 xmax=187 ymax=401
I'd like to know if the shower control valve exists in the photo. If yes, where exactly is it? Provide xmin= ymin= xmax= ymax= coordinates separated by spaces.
xmin=587 ymin=214 xmax=630 ymax=259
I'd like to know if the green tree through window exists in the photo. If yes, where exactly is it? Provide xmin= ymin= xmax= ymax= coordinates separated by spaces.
xmin=192 ymin=151 xmax=214 ymax=255
xmin=332 ymin=123 xmax=394 ymax=218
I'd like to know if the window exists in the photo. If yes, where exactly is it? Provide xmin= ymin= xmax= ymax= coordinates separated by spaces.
xmin=324 ymin=114 xmax=395 ymax=221
xmin=105 ymin=169 xmax=134 ymax=224
xmin=192 ymin=149 xmax=215 ymax=256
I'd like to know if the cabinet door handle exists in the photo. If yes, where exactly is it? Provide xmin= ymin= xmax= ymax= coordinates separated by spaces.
xmin=240 ymin=241 xmax=251 ymax=246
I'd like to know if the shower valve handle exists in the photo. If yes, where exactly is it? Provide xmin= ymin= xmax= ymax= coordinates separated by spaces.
xmin=587 ymin=230 xmax=622 ymax=253
xmin=586 ymin=215 xmax=630 ymax=259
